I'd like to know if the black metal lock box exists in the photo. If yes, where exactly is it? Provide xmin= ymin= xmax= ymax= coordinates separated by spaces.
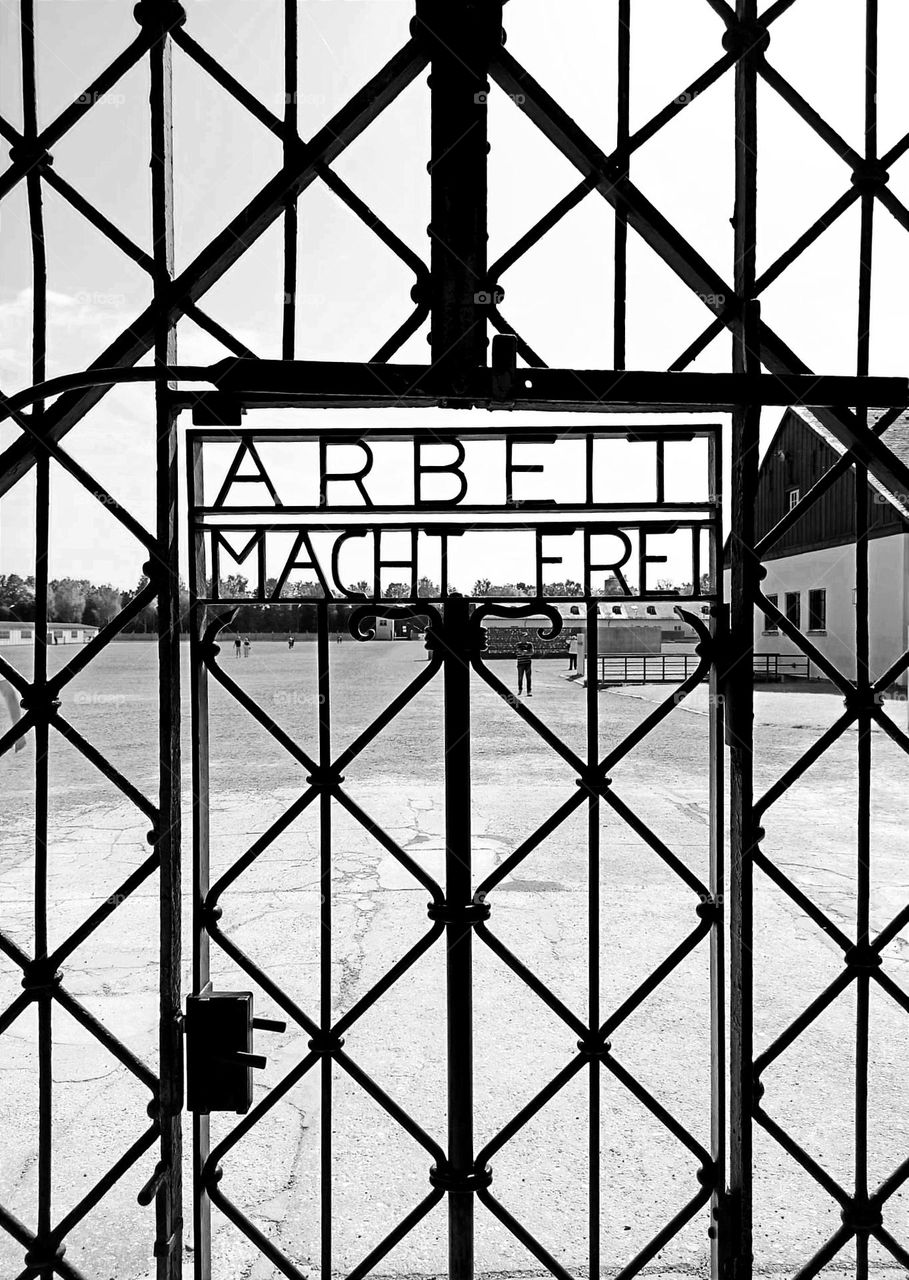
xmin=185 ymin=991 xmax=285 ymax=1115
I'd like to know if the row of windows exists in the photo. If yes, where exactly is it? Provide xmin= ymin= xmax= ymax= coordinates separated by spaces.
xmin=763 ymin=588 xmax=826 ymax=634
xmin=0 ymin=629 xmax=80 ymax=641
xmin=565 ymin=603 xmax=713 ymax=618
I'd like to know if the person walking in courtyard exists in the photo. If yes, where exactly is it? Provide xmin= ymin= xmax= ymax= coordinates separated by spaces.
xmin=567 ymin=633 xmax=579 ymax=672
xmin=287 ymin=634 xmax=295 ymax=650
xmin=234 ymin=635 xmax=241 ymax=659
xmin=243 ymin=636 xmax=251 ymax=658
xmin=516 ymin=637 xmax=533 ymax=696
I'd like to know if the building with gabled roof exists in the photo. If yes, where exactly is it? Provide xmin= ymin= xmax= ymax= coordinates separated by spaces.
xmin=752 ymin=407 xmax=909 ymax=685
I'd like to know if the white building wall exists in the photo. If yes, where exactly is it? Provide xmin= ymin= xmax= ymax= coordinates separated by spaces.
xmin=755 ymin=534 xmax=909 ymax=684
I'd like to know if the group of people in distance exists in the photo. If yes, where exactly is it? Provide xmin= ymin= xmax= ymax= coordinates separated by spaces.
xmin=231 ymin=633 xmax=344 ymax=657
xmin=516 ymin=631 xmax=580 ymax=697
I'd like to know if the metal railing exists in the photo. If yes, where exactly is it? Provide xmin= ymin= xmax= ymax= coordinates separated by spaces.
xmin=596 ymin=652 xmax=814 ymax=685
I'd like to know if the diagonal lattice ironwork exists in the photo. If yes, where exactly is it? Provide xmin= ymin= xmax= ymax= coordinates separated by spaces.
xmin=459 ymin=602 xmax=721 ymax=1276
xmin=190 ymin=605 xmax=450 ymax=1279
xmin=184 ymin=588 xmax=722 ymax=1280
xmin=3 ymin=0 xmax=909 ymax=1276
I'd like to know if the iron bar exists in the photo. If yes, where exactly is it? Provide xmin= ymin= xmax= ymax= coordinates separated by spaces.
xmin=188 ymin=438 xmax=212 ymax=1280
xmin=725 ymin=0 xmax=761 ymax=1259
xmin=19 ymin=4 xmax=53 ymax=1276
xmin=586 ymin=596 xmax=600 ymax=1279
xmin=421 ymin=1 xmax=500 ymax=382
xmin=318 ymin=603 xmax=332 ymax=1278
xmin=283 ymin=0 xmax=298 ymax=360
xmin=613 ymin=0 xmax=630 ymax=371
xmin=148 ymin=4 xmax=184 ymax=1270
xmin=441 ymin=595 xmax=476 ymax=1278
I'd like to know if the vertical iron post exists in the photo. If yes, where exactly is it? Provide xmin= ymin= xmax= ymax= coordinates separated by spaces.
xmin=282 ymin=0 xmax=298 ymax=359
xmin=726 ymin=0 xmax=762 ymax=1271
xmin=613 ymin=0 xmax=630 ymax=370
xmin=419 ymin=0 xmax=502 ymax=386
xmin=20 ymin=3 xmax=52 ymax=1275
xmin=853 ymin=7 xmax=877 ymax=1273
xmin=147 ymin=1 xmax=183 ymax=1272
xmin=442 ymin=595 xmax=475 ymax=1278
xmin=318 ymin=602 xmax=333 ymax=1279
xmin=585 ymin=601 xmax=600 ymax=1278
xmin=708 ymin=432 xmax=726 ymax=1277
xmin=187 ymin=438 xmax=211 ymax=1280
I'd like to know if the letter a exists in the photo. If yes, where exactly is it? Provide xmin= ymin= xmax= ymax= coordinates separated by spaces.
xmin=213 ymin=437 xmax=283 ymax=509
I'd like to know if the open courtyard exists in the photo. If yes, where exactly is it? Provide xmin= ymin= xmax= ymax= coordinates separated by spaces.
xmin=1 ymin=636 xmax=907 ymax=1278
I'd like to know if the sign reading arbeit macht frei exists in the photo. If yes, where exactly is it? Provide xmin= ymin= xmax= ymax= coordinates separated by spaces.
xmin=188 ymin=426 xmax=721 ymax=602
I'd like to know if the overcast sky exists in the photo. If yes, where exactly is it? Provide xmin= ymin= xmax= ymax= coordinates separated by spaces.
xmin=2 ymin=0 xmax=908 ymax=589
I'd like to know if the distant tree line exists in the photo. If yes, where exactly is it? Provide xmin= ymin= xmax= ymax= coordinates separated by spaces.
xmin=0 ymin=573 xmax=136 ymax=628
xmin=0 ymin=570 xmax=713 ymax=635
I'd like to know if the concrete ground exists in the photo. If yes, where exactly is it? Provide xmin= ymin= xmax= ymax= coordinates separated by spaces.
xmin=0 ymin=639 xmax=907 ymax=1278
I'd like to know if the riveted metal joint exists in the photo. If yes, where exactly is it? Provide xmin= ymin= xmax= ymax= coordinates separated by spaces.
xmin=8 ymin=141 xmax=53 ymax=170
xmin=429 ymin=1162 xmax=493 ymax=1193
xmin=576 ymin=769 xmax=611 ymax=795
xmin=721 ymin=20 xmax=770 ymax=58
xmin=307 ymin=1031 xmax=345 ymax=1056
xmin=851 ymin=161 xmax=889 ymax=193
xmin=24 ymin=1240 xmax=66 ymax=1270
xmin=696 ymin=896 xmax=723 ymax=924
xmin=305 ymin=764 xmax=345 ymax=790
xmin=840 ymin=1198 xmax=883 ymax=1232
xmin=576 ymin=1036 xmax=611 ymax=1059
xmin=133 ymin=1 xmax=186 ymax=33
xmin=427 ymin=899 xmax=491 ymax=925
xmin=21 ymin=959 xmax=63 ymax=993
xmin=843 ymin=943 xmax=882 ymax=972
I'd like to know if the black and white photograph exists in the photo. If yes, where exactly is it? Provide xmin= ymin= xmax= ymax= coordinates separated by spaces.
xmin=1 ymin=2 xmax=909 ymax=1277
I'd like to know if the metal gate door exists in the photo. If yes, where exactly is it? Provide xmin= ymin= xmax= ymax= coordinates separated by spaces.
xmin=184 ymin=422 xmax=726 ymax=1277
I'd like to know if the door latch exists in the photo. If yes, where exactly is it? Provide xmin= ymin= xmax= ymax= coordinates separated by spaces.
xmin=185 ymin=991 xmax=286 ymax=1114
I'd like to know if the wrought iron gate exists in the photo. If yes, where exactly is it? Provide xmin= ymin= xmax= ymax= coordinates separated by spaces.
xmin=3 ymin=0 xmax=909 ymax=1276
xmin=184 ymin=422 xmax=725 ymax=1276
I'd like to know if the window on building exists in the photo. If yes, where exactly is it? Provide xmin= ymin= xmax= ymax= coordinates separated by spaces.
xmin=646 ymin=605 xmax=657 ymax=615
xmin=21 ymin=630 xmax=32 ymax=640
xmin=787 ymin=487 xmax=800 ymax=510
xmin=569 ymin=605 xmax=580 ymax=615
xmin=785 ymin=591 xmax=801 ymax=628
xmin=0 ymin=631 xmax=9 ymax=640
xmin=611 ymin=605 xmax=622 ymax=615
xmin=70 ymin=630 xmax=79 ymax=638
xmin=808 ymin=589 xmax=827 ymax=633
xmin=763 ymin=594 xmax=780 ymax=634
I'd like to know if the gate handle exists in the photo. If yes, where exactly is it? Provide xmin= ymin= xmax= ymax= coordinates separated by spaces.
xmin=253 ymin=1016 xmax=287 ymax=1033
